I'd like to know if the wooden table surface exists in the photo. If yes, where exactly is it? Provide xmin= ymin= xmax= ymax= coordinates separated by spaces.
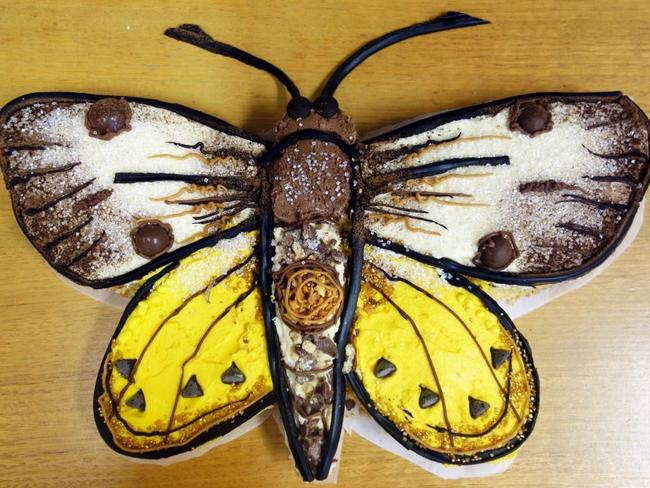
xmin=1 ymin=1 xmax=649 ymax=487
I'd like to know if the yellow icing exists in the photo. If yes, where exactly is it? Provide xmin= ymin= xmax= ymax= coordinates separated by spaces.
xmin=98 ymin=232 xmax=273 ymax=452
xmin=352 ymin=249 xmax=534 ymax=457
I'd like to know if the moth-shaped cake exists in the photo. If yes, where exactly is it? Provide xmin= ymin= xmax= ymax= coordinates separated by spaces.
xmin=1 ymin=11 xmax=648 ymax=481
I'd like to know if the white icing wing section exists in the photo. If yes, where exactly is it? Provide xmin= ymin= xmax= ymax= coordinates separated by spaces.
xmin=362 ymin=96 xmax=649 ymax=278
xmin=0 ymin=96 xmax=266 ymax=285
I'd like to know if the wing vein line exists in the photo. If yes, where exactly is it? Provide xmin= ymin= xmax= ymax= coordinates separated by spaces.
xmin=363 ymin=279 xmax=455 ymax=447
xmin=165 ymin=280 xmax=258 ymax=436
xmin=113 ymin=252 xmax=256 ymax=407
xmin=368 ymin=262 xmax=522 ymax=423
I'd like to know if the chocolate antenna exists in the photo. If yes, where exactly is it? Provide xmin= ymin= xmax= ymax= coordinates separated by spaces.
xmin=165 ymin=24 xmax=301 ymax=99
xmin=320 ymin=11 xmax=489 ymax=98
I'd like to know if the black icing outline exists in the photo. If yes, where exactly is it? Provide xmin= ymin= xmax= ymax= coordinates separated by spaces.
xmin=93 ymin=260 xmax=277 ymax=460
xmin=362 ymin=92 xmax=650 ymax=285
xmin=344 ymin=253 xmax=540 ymax=465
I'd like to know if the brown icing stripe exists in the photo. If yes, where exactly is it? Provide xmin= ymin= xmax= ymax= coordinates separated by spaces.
xmin=67 ymin=231 xmax=106 ymax=267
xmin=23 ymin=178 xmax=95 ymax=216
xmin=6 ymin=162 xmax=81 ymax=188
xmin=44 ymin=216 xmax=93 ymax=250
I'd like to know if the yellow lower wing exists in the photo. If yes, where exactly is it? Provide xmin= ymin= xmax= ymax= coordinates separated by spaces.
xmin=95 ymin=231 xmax=274 ymax=456
xmin=349 ymin=246 xmax=537 ymax=461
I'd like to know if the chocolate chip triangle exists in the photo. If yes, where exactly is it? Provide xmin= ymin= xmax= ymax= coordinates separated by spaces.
xmin=418 ymin=386 xmax=440 ymax=409
xmin=490 ymin=347 xmax=511 ymax=369
xmin=182 ymin=374 xmax=204 ymax=398
xmin=468 ymin=396 xmax=489 ymax=419
xmin=115 ymin=359 xmax=136 ymax=379
xmin=221 ymin=362 xmax=245 ymax=384
xmin=126 ymin=389 xmax=146 ymax=412
xmin=374 ymin=357 xmax=396 ymax=378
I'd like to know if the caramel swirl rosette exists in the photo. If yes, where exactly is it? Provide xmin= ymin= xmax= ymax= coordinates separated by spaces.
xmin=274 ymin=260 xmax=344 ymax=330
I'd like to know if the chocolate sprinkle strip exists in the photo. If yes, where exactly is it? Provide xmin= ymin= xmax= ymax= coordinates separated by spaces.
xmin=556 ymin=193 xmax=628 ymax=212
xmin=557 ymin=222 xmax=604 ymax=239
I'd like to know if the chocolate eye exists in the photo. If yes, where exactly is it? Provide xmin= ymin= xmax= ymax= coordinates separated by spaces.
xmin=286 ymin=96 xmax=312 ymax=119
xmin=313 ymin=96 xmax=338 ymax=118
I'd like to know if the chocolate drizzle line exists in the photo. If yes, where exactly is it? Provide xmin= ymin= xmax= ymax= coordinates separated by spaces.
xmin=369 ymin=202 xmax=430 ymax=215
xmin=584 ymin=147 xmax=647 ymax=161
xmin=365 ymin=156 xmax=509 ymax=198
xmin=44 ymin=216 xmax=93 ymax=250
xmin=557 ymin=193 xmax=628 ymax=212
xmin=113 ymin=253 xmax=256 ymax=407
xmin=194 ymin=202 xmax=257 ymax=223
xmin=556 ymin=222 xmax=604 ymax=239
xmin=429 ymin=357 xmax=513 ymax=438
xmin=365 ymin=206 xmax=448 ymax=230
xmin=363 ymin=280 xmax=454 ymax=447
xmin=23 ymin=178 xmax=95 ymax=216
xmin=165 ymin=283 xmax=257 ymax=436
xmin=7 ymin=162 xmax=81 ymax=188
xmin=67 ymin=231 xmax=106 ymax=266
xmin=368 ymin=262 xmax=522 ymax=423
xmin=588 ymin=175 xmax=639 ymax=186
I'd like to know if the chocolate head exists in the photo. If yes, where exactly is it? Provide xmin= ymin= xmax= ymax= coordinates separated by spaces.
xmin=472 ymin=231 xmax=519 ymax=271
xmin=276 ymin=96 xmax=357 ymax=144
xmin=85 ymin=97 xmax=132 ymax=140
xmin=131 ymin=220 xmax=174 ymax=259
xmin=509 ymin=100 xmax=553 ymax=136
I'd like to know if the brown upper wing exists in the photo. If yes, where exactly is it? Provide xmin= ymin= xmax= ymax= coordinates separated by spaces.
xmin=360 ymin=93 xmax=650 ymax=284
xmin=0 ymin=93 xmax=266 ymax=287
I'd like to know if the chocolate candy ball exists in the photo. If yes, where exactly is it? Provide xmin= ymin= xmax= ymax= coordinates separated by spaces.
xmin=510 ymin=100 xmax=553 ymax=136
xmin=131 ymin=220 xmax=173 ymax=259
xmin=473 ymin=231 xmax=519 ymax=271
xmin=86 ymin=97 xmax=132 ymax=140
